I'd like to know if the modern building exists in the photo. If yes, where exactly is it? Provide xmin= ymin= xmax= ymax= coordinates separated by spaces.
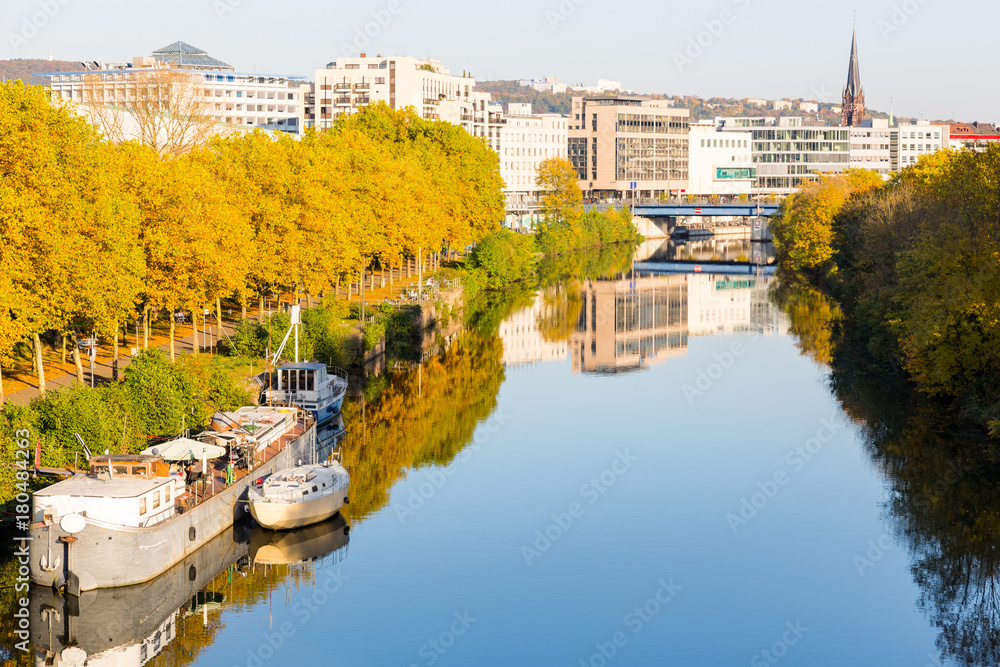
xmin=841 ymin=28 xmax=865 ymax=126
xmin=307 ymin=54 xmax=502 ymax=148
xmin=568 ymin=96 xmax=690 ymax=201
xmin=719 ymin=117 xmax=850 ymax=193
xmin=896 ymin=120 xmax=950 ymax=168
xmin=38 ymin=42 xmax=305 ymax=135
xmin=799 ymin=101 xmax=819 ymax=114
xmin=687 ymin=121 xmax=754 ymax=195
xmin=773 ymin=99 xmax=793 ymax=111
xmin=849 ymin=118 xmax=897 ymax=175
xmin=499 ymin=103 xmax=569 ymax=227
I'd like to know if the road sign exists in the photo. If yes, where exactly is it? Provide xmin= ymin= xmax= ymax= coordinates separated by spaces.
xmin=630 ymin=181 xmax=637 ymax=190
xmin=694 ymin=208 xmax=702 ymax=214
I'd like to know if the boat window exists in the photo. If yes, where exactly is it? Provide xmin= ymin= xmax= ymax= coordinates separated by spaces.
xmin=312 ymin=485 xmax=318 ymax=492
xmin=299 ymin=369 xmax=307 ymax=392
xmin=139 ymin=497 xmax=147 ymax=515
xmin=114 ymin=465 xmax=129 ymax=476
xmin=289 ymin=370 xmax=297 ymax=392
xmin=164 ymin=485 xmax=171 ymax=503
xmin=152 ymin=491 xmax=160 ymax=509
xmin=131 ymin=465 xmax=146 ymax=477
xmin=306 ymin=371 xmax=314 ymax=391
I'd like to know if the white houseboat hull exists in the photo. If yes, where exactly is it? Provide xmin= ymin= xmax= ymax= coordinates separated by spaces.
xmin=248 ymin=484 xmax=348 ymax=530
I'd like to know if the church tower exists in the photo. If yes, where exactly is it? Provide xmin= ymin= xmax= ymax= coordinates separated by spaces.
xmin=841 ymin=27 xmax=865 ymax=126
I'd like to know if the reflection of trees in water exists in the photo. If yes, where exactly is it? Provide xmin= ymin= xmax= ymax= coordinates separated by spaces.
xmin=778 ymin=285 xmax=1000 ymax=666
xmin=339 ymin=330 xmax=505 ymax=523
xmin=149 ymin=559 xmax=317 ymax=667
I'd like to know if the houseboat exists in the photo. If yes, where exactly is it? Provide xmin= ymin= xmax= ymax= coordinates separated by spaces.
xmin=264 ymin=362 xmax=348 ymax=425
xmin=29 ymin=404 xmax=326 ymax=595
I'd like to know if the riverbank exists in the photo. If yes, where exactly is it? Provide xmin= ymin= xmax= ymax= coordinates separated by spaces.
xmin=770 ymin=148 xmax=1000 ymax=437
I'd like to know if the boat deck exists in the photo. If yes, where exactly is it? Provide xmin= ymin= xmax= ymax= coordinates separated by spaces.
xmin=175 ymin=419 xmax=309 ymax=509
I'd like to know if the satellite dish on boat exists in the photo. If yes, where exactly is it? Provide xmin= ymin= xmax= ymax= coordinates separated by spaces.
xmin=60 ymin=513 xmax=87 ymax=535
xmin=151 ymin=448 xmax=159 ymax=455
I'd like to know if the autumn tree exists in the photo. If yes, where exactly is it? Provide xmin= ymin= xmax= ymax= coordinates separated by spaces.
xmin=537 ymin=157 xmax=583 ymax=223
xmin=81 ymin=65 xmax=222 ymax=156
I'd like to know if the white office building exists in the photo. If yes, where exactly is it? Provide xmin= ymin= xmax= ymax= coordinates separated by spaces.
xmin=896 ymin=120 xmax=949 ymax=169
xmin=719 ymin=117 xmax=850 ymax=194
xmin=500 ymin=103 xmax=569 ymax=227
xmin=39 ymin=42 xmax=305 ymax=135
xmin=687 ymin=121 xmax=754 ymax=195
xmin=308 ymin=54 xmax=502 ymax=148
xmin=849 ymin=118 xmax=896 ymax=175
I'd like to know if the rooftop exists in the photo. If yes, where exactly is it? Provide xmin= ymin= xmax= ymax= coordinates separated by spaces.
xmin=151 ymin=41 xmax=233 ymax=71
xmin=35 ymin=474 xmax=174 ymax=499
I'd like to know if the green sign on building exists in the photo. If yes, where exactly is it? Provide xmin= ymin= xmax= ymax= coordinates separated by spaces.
xmin=715 ymin=167 xmax=757 ymax=180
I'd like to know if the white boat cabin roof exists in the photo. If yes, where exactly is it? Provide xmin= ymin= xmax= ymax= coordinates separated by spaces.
xmin=34 ymin=474 xmax=175 ymax=500
xmin=279 ymin=362 xmax=327 ymax=371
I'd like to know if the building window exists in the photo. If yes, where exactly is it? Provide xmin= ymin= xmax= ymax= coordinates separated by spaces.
xmin=375 ymin=77 xmax=385 ymax=84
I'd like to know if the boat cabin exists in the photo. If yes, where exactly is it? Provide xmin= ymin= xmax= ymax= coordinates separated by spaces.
xmin=88 ymin=454 xmax=170 ymax=479
xmin=276 ymin=363 xmax=329 ymax=395
xmin=33 ymin=473 xmax=184 ymax=528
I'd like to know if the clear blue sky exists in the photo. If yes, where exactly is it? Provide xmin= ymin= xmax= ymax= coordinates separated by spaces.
xmin=4 ymin=0 xmax=996 ymax=122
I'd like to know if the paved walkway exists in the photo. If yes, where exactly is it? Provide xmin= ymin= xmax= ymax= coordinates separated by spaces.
xmin=3 ymin=320 xmax=235 ymax=406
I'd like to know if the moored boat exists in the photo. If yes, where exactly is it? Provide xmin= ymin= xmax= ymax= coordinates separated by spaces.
xmin=248 ymin=460 xmax=349 ymax=530
xmin=264 ymin=362 xmax=348 ymax=425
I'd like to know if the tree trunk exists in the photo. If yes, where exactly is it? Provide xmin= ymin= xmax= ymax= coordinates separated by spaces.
xmin=389 ymin=265 xmax=394 ymax=287
xmin=169 ymin=317 xmax=176 ymax=361
xmin=192 ymin=308 xmax=199 ymax=356
xmin=360 ymin=263 xmax=366 ymax=328
xmin=0 ymin=363 xmax=5 ymax=406
xmin=258 ymin=293 xmax=265 ymax=322
xmin=143 ymin=306 xmax=150 ymax=348
xmin=34 ymin=331 xmax=46 ymax=396
xmin=113 ymin=329 xmax=119 ymax=381
xmin=407 ymin=257 xmax=411 ymax=279
xmin=71 ymin=333 xmax=84 ymax=384
xmin=418 ymin=248 xmax=423 ymax=300
xmin=216 ymin=296 xmax=223 ymax=353
xmin=61 ymin=333 xmax=67 ymax=365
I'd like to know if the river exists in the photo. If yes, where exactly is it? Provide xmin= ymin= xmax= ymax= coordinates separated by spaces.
xmin=18 ymin=250 xmax=1000 ymax=666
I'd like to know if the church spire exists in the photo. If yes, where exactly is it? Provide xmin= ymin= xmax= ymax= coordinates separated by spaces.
xmin=841 ymin=25 xmax=866 ymax=126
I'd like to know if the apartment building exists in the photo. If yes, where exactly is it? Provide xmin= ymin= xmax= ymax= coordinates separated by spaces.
xmin=568 ymin=96 xmax=690 ymax=201
xmin=39 ymin=42 xmax=304 ymax=134
xmin=307 ymin=54 xmax=502 ymax=148
xmin=687 ymin=121 xmax=754 ymax=195
xmin=499 ymin=103 xmax=569 ymax=227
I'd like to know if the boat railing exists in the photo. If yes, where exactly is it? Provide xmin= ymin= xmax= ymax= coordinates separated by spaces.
xmin=141 ymin=506 xmax=177 ymax=527
xmin=327 ymin=365 xmax=349 ymax=381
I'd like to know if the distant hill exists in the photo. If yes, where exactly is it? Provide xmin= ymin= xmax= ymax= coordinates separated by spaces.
xmin=478 ymin=80 xmax=919 ymax=125
xmin=476 ymin=80 xmax=573 ymax=114
xmin=0 ymin=58 xmax=85 ymax=83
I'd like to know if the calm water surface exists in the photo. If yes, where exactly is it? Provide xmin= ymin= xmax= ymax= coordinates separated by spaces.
xmin=29 ymin=264 xmax=999 ymax=666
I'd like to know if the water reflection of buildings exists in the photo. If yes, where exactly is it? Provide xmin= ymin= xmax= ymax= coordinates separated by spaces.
xmin=30 ymin=516 xmax=349 ymax=666
xmin=572 ymin=273 xmax=787 ymax=374
xmin=497 ymin=296 xmax=568 ymax=366
xmin=498 ymin=272 xmax=788 ymax=374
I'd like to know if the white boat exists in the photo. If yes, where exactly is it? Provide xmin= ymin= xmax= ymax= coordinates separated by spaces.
xmin=265 ymin=362 xmax=348 ymax=425
xmin=248 ymin=460 xmax=349 ymax=530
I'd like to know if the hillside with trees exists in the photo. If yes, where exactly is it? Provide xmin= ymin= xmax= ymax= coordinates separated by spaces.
xmin=0 ymin=58 xmax=85 ymax=82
